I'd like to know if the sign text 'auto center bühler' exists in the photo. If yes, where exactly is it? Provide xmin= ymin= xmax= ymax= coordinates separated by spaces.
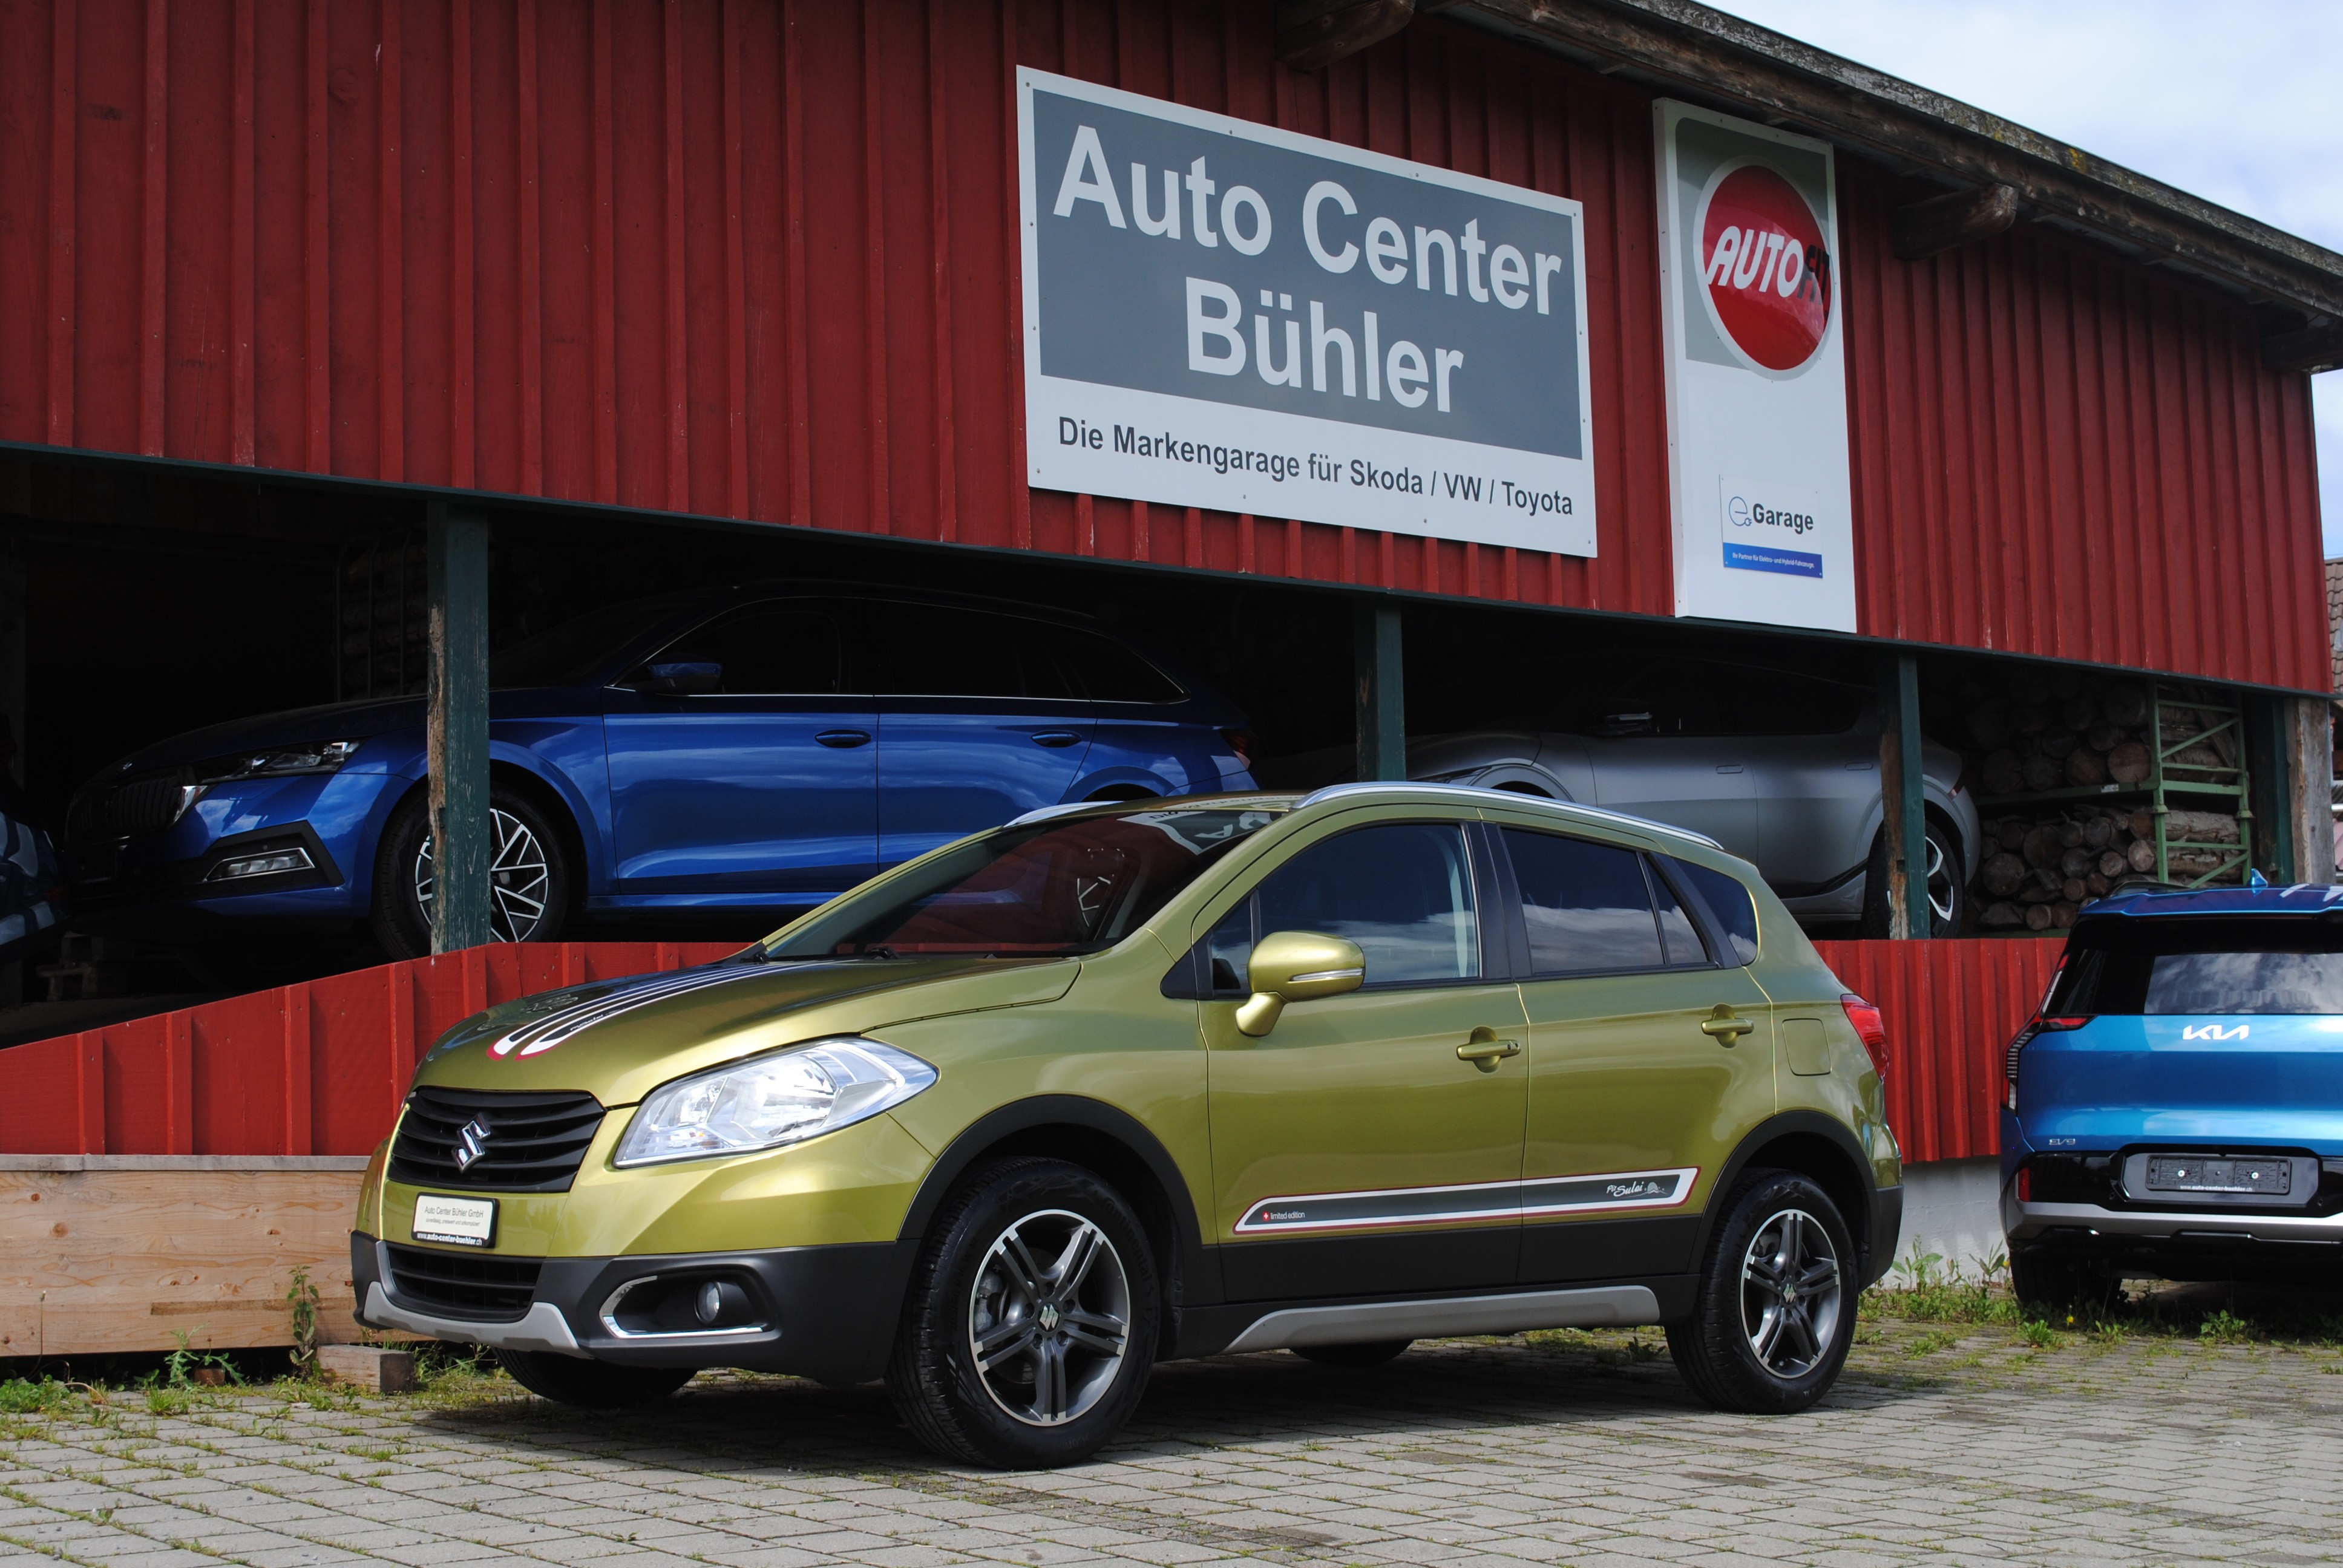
xmin=1018 ymin=70 xmax=1599 ymax=556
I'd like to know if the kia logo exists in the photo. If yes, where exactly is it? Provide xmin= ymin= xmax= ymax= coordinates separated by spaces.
xmin=454 ymin=1117 xmax=493 ymax=1171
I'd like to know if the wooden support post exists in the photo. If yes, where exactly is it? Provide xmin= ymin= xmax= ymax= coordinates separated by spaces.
xmin=426 ymin=503 xmax=492 ymax=952
xmin=1876 ymin=652 xmax=1929 ymax=939
xmin=1354 ymin=601 xmax=1406 ymax=783
xmin=2281 ymin=693 xmax=2334 ymax=883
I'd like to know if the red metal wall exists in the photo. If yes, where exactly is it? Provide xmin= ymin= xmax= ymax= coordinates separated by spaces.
xmin=4 ymin=936 xmax=2049 ymax=1165
xmin=0 ymin=0 xmax=2324 ymax=688
xmin=0 ymin=941 xmax=736 ymax=1157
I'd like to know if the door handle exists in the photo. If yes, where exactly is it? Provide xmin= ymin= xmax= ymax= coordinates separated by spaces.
xmin=1455 ymin=1026 xmax=1521 ymax=1073
xmin=1701 ymin=1004 xmax=1757 ymax=1045
xmin=1030 ymin=731 xmax=1083 ymax=748
xmin=814 ymin=730 xmax=872 ymax=748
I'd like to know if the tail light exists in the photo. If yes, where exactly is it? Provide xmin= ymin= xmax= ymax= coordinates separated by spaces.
xmin=2014 ymin=1163 xmax=2031 ymax=1201
xmin=1840 ymin=994 xmax=1889 ymax=1079
xmin=2003 ymin=1014 xmax=2090 ymax=1111
xmin=1219 ymin=728 xmax=1256 ymax=769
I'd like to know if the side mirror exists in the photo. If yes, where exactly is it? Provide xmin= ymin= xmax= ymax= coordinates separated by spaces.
xmin=1235 ymin=930 xmax=1366 ymax=1037
xmin=634 ymin=661 xmax=723 ymax=696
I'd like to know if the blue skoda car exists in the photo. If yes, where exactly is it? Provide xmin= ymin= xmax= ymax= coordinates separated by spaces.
xmin=2001 ymin=883 xmax=2343 ymax=1307
xmin=65 ymin=587 xmax=1257 ymax=960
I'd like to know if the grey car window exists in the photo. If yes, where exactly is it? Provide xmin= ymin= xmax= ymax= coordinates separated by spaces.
xmin=641 ymin=607 xmax=842 ymax=694
xmin=1254 ymin=823 xmax=1481 ymax=986
xmin=1668 ymin=857 xmax=1759 ymax=965
xmin=1503 ymin=828 xmax=1665 ymax=975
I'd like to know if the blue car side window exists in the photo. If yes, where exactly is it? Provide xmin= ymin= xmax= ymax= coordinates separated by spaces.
xmin=642 ymin=607 xmax=842 ymax=696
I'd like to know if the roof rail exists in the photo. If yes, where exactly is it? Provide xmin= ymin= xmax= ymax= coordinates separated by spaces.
xmin=1294 ymin=781 xmax=1725 ymax=851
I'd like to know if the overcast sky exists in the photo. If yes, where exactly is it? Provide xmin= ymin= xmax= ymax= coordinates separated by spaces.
xmin=1714 ymin=0 xmax=2343 ymax=554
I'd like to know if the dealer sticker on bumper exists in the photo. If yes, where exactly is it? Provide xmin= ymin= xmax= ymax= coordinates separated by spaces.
xmin=412 ymin=1194 xmax=497 ymax=1248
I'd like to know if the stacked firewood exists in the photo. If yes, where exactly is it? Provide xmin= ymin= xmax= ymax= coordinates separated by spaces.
xmin=1974 ymin=805 xmax=2243 ymax=931
xmin=1968 ymin=673 xmax=2240 ymax=797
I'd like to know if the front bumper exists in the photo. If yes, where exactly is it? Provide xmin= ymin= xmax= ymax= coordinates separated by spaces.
xmin=351 ymin=1232 xmax=916 ymax=1383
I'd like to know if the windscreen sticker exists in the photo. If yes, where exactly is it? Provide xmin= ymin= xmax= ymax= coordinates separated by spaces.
xmin=1234 ymin=1167 xmax=1697 ymax=1233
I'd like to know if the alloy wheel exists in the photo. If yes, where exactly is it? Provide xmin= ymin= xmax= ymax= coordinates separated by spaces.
xmin=1739 ymin=1207 xmax=1843 ymax=1377
xmin=1925 ymin=833 xmax=1958 ymax=926
xmin=414 ymin=808 xmax=554 ymax=942
xmin=966 ymin=1208 xmax=1132 ymax=1427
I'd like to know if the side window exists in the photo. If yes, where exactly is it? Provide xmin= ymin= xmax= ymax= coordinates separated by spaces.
xmin=1668 ymin=857 xmax=1760 ymax=966
xmin=1502 ymin=828 xmax=1665 ymax=975
xmin=1721 ymin=668 xmax=1863 ymax=736
xmin=638 ymin=607 xmax=841 ymax=694
xmin=872 ymin=607 xmax=1073 ymax=699
xmin=1056 ymin=629 xmax=1185 ymax=704
xmin=1203 ymin=901 xmax=1254 ymax=993
xmin=1253 ymin=822 xmax=1481 ymax=986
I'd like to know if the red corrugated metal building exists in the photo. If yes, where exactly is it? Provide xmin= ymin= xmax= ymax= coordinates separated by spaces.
xmin=1 ymin=0 xmax=2339 ymax=1158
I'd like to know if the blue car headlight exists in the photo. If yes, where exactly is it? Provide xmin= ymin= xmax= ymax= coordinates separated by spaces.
xmin=197 ymin=739 xmax=364 ymax=786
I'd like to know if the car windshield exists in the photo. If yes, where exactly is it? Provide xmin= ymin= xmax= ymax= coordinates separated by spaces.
xmin=490 ymin=598 xmax=701 ymax=689
xmin=766 ymin=806 xmax=1283 ymax=959
xmin=2049 ymin=916 xmax=2343 ymax=1014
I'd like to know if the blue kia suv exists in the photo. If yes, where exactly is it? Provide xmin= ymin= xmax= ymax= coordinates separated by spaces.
xmin=2001 ymin=882 xmax=2343 ymax=1308
xmin=65 ymin=587 xmax=1257 ymax=960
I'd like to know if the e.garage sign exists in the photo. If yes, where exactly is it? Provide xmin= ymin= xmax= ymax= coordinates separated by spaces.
xmin=1017 ymin=68 xmax=1597 ymax=556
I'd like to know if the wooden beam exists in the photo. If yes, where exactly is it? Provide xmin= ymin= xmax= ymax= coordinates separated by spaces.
xmin=1277 ymin=0 xmax=1415 ymax=72
xmin=1441 ymin=0 xmax=2343 ymax=320
xmin=1893 ymin=183 xmax=2017 ymax=261
xmin=1354 ymin=601 xmax=1407 ymax=782
xmin=426 ymin=503 xmax=493 ymax=952
xmin=2263 ymin=322 xmax=2343 ymax=376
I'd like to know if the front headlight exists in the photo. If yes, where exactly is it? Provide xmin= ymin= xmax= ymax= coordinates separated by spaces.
xmin=612 ymin=1037 xmax=937 ymax=1168
xmin=197 ymin=739 xmax=364 ymax=785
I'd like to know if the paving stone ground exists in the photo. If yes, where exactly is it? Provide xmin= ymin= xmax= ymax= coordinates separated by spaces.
xmin=5 ymin=1307 xmax=2342 ymax=1568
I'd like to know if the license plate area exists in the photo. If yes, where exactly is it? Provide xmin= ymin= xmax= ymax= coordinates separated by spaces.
xmin=2122 ymin=1152 xmax=2317 ymax=1208
xmin=411 ymin=1193 xmax=499 ymax=1247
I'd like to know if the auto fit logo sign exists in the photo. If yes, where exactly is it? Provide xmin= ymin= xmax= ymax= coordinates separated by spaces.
xmin=1698 ymin=164 xmax=1833 ymax=373
xmin=1656 ymin=103 xmax=1856 ymax=633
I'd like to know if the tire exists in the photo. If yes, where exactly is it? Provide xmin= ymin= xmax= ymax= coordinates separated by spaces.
xmin=1668 ymin=1171 xmax=1856 ymax=1415
xmin=371 ymin=784 xmax=573 ymax=959
xmin=1292 ymin=1339 xmax=1412 ymax=1368
xmin=2010 ymin=1249 xmax=2122 ymax=1316
xmin=887 ymin=1158 xmax=1160 ymax=1469
xmin=494 ymin=1349 xmax=692 ymax=1408
xmin=1860 ymin=815 xmax=1965 ymax=938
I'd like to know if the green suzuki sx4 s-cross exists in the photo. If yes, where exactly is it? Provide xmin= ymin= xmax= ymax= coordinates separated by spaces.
xmin=353 ymin=784 xmax=1903 ymax=1467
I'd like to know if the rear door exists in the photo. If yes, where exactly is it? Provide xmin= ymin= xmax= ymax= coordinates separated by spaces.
xmin=870 ymin=604 xmax=1095 ymax=867
xmin=1726 ymin=668 xmax=1875 ymax=891
xmin=1494 ymin=823 xmax=1775 ymax=1285
xmin=603 ymin=603 xmax=878 ymax=899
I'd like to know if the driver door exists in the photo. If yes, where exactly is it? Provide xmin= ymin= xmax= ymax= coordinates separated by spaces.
xmin=1199 ymin=816 xmax=1529 ymax=1302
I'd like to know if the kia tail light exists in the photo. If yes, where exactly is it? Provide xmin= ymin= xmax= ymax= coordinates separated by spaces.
xmin=2003 ymin=1014 xmax=2090 ymax=1111
xmin=1840 ymin=994 xmax=1889 ymax=1079
xmin=1220 ymin=728 xmax=1256 ymax=769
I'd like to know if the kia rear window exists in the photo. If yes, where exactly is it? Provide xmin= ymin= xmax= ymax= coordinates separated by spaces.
xmin=2049 ymin=918 xmax=2343 ymax=1014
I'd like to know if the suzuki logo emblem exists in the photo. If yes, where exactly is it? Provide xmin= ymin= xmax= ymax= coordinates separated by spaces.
xmin=454 ymin=1117 xmax=492 ymax=1171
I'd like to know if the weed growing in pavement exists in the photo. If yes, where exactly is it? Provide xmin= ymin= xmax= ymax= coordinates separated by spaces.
xmin=2198 ymin=1309 xmax=2255 ymax=1345
xmin=0 ymin=1377 xmax=71 ymax=1414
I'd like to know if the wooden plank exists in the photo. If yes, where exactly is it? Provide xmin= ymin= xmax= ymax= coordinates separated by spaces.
xmin=0 ymin=1167 xmax=388 ymax=1356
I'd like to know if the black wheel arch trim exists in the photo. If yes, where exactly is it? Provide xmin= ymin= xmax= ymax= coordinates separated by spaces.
xmin=1697 ymin=1111 xmax=1889 ymax=1287
xmin=899 ymin=1094 xmax=1217 ymax=1312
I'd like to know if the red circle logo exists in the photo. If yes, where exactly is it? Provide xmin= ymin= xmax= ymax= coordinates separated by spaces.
xmin=1699 ymin=163 xmax=1831 ymax=372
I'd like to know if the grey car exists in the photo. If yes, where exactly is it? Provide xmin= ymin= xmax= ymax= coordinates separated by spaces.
xmin=1409 ymin=658 xmax=1980 ymax=935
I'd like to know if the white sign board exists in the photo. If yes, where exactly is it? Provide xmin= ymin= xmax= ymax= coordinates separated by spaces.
xmin=1654 ymin=101 xmax=1855 ymax=632
xmin=1018 ymin=68 xmax=1598 ymax=555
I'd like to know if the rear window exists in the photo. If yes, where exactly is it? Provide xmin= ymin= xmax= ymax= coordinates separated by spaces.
xmin=2050 ymin=918 xmax=2343 ymax=1015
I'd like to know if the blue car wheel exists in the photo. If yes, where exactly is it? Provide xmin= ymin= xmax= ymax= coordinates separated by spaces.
xmin=370 ymin=786 xmax=572 ymax=958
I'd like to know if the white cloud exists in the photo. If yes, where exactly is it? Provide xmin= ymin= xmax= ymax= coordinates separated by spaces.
xmin=1716 ymin=0 xmax=2343 ymax=552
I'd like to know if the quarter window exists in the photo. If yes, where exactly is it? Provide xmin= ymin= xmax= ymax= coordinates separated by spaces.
xmin=1503 ymin=829 xmax=1670 ymax=975
xmin=1247 ymin=822 xmax=1482 ymax=987
xmin=1667 ymin=857 xmax=1760 ymax=966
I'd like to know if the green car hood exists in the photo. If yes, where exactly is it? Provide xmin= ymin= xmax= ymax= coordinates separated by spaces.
xmin=412 ymin=955 xmax=1080 ymax=1104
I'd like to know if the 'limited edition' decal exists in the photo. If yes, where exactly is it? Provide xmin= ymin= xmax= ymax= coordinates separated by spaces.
xmin=1234 ymin=1168 xmax=1699 ymax=1235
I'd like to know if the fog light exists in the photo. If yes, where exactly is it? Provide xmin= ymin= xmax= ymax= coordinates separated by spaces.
xmin=206 ymin=846 xmax=315 ymax=881
xmin=694 ymin=1279 xmax=753 ymax=1327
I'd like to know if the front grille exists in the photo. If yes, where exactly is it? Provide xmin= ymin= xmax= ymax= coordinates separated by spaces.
xmin=67 ymin=768 xmax=193 ymax=844
xmin=384 ymin=1243 xmax=544 ymax=1321
xmin=389 ymin=1087 xmax=605 ymax=1192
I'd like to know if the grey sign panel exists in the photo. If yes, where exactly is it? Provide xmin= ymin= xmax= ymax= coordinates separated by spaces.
xmin=1017 ymin=69 xmax=1598 ymax=556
